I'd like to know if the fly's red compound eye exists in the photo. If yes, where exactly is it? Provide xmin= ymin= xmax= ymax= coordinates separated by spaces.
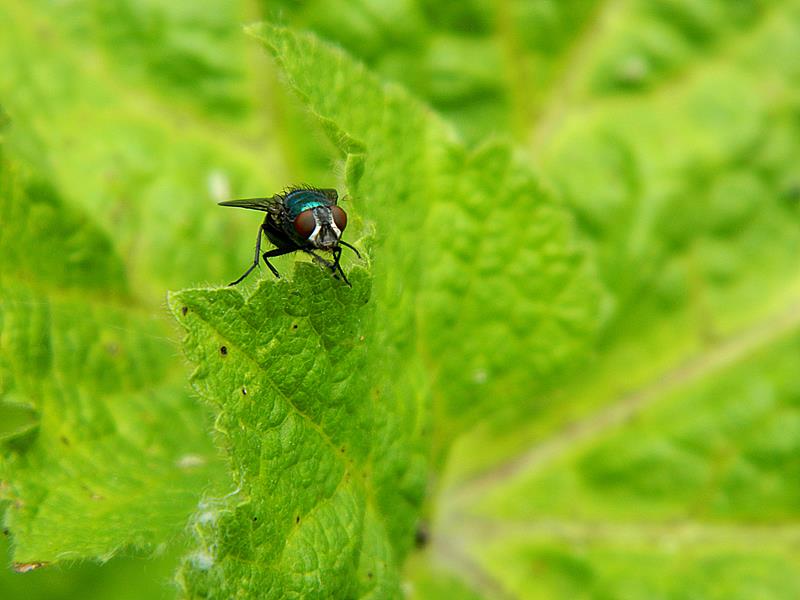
xmin=293 ymin=209 xmax=316 ymax=239
xmin=331 ymin=205 xmax=347 ymax=232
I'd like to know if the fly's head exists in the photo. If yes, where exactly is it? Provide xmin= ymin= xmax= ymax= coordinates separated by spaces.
xmin=292 ymin=205 xmax=348 ymax=251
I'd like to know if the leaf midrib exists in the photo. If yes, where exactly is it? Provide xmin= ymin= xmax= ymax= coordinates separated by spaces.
xmin=446 ymin=292 xmax=800 ymax=509
xmin=452 ymin=517 xmax=800 ymax=550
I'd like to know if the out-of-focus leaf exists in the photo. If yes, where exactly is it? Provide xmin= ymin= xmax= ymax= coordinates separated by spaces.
xmin=0 ymin=0 xmax=306 ymax=298
xmin=456 ymin=329 xmax=800 ymax=598
xmin=0 ymin=142 xmax=219 ymax=564
xmin=0 ymin=536 xmax=182 ymax=600
xmin=260 ymin=0 xmax=604 ymax=142
xmin=431 ymin=4 xmax=800 ymax=598
xmin=447 ymin=0 xmax=800 ymax=481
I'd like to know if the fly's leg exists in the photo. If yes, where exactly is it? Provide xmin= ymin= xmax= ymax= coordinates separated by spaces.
xmin=302 ymin=248 xmax=335 ymax=271
xmin=262 ymin=247 xmax=297 ymax=279
xmin=228 ymin=225 xmax=264 ymax=286
xmin=339 ymin=240 xmax=361 ymax=259
xmin=332 ymin=247 xmax=351 ymax=287
xmin=228 ymin=225 xmax=297 ymax=285
xmin=302 ymin=248 xmax=351 ymax=286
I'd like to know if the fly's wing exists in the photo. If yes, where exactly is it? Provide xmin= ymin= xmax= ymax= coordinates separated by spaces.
xmin=320 ymin=188 xmax=338 ymax=203
xmin=218 ymin=195 xmax=282 ymax=214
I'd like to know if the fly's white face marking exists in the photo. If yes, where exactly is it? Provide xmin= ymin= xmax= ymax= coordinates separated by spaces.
xmin=306 ymin=208 xmax=341 ymax=245
xmin=308 ymin=220 xmax=322 ymax=243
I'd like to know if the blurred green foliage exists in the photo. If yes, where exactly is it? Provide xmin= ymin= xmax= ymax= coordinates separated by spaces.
xmin=2 ymin=0 xmax=800 ymax=598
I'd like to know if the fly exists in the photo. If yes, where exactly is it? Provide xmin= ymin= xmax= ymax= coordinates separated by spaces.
xmin=220 ymin=186 xmax=361 ymax=287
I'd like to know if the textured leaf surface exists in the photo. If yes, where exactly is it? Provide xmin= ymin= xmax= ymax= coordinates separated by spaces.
xmin=169 ymin=269 xmax=415 ymax=598
xmin=168 ymin=22 xmax=600 ymax=598
xmin=426 ymin=3 xmax=800 ymax=598
xmin=3 ymin=1 xmax=800 ymax=598
xmin=0 ymin=140 xmax=218 ymax=564
xmin=253 ymin=21 xmax=601 ymax=457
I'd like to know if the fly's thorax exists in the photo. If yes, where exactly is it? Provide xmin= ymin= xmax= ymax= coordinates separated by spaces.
xmin=284 ymin=188 xmax=334 ymax=218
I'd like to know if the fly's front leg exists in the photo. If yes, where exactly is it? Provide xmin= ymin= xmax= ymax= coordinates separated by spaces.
xmin=299 ymin=249 xmax=351 ymax=286
xmin=339 ymin=240 xmax=361 ymax=259
xmin=302 ymin=249 xmax=336 ymax=271
xmin=331 ymin=247 xmax=351 ymax=287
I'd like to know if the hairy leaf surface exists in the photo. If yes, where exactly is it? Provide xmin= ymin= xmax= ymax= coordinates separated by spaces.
xmin=0 ymin=141 xmax=218 ymax=565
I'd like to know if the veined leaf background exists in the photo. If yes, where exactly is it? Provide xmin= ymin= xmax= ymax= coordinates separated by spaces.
xmin=2 ymin=1 xmax=800 ymax=598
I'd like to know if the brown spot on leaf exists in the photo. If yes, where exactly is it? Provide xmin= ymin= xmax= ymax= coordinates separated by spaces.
xmin=220 ymin=346 xmax=228 ymax=356
xmin=181 ymin=306 xmax=188 ymax=315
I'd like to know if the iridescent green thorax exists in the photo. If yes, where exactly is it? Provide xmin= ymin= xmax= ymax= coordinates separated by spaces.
xmin=284 ymin=189 xmax=333 ymax=219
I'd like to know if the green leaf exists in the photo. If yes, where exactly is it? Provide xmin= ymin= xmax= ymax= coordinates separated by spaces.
xmin=251 ymin=21 xmax=601 ymax=453
xmin=167 ymin=22 xmax=600 ymax=597
xmin=442 ymin=1 xmax=800 ymax=482
xmin=260 ymin=2 xmax=800 ymax=597
xmin=169 ymin=269 xmax=414 ymax=598
xmin=0 ymin=0 xmax=299 ymax=297
xmin=0 ymin=140 xmax=219 ymax=564
xmin=5 ymin=1 xmax=798 ymax=598
xmin=425 ymin=3 xmax=800 ymax=598
xmin=260 ymin=0 xmax=606 ymax=143
xmin=452 ymin=328 xmax=800 ymax=598
xmin=0 ymin=535 xmax=186 ymax=600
